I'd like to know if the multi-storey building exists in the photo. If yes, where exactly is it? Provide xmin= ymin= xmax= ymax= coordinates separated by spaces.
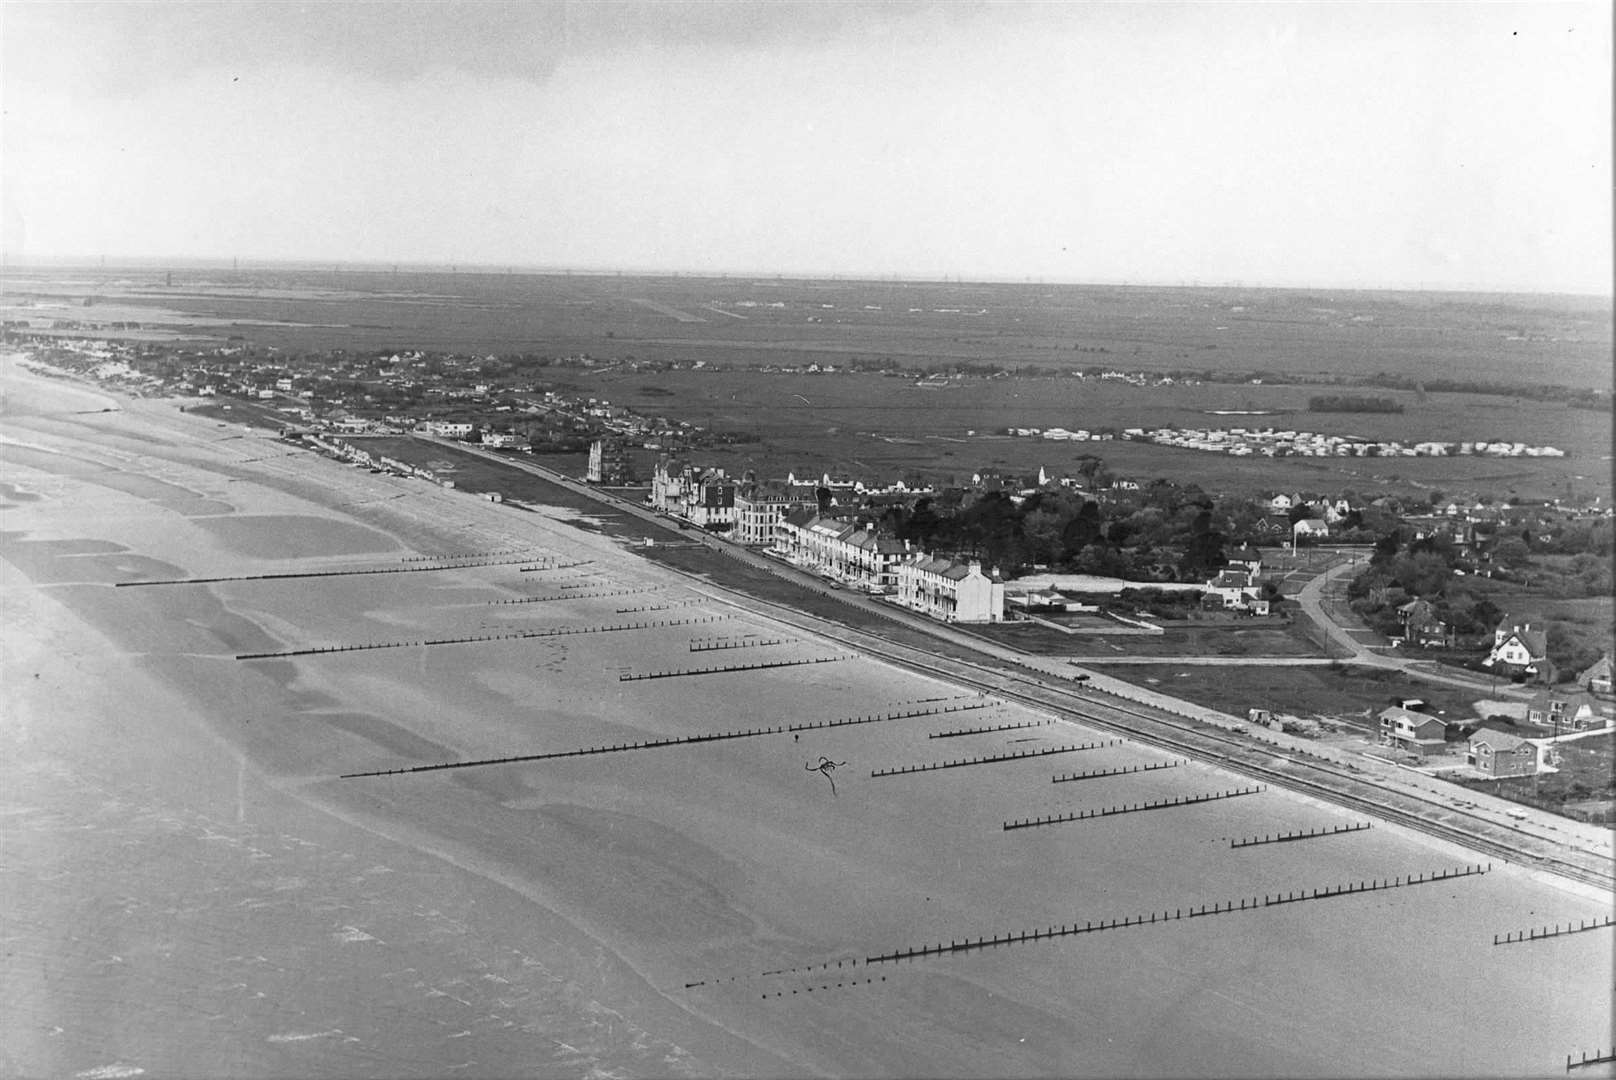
xmin=777 ymin=513 xmax=911 ymax=592
xmin=893 ymin=556 xmax=1005 ymax=623
xmin=649 ymin=458 xmax=737 ymax=531
xmin=732 ymin=484 xmax=813 ymax=547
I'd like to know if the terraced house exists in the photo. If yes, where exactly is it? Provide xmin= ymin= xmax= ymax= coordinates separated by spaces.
xmin=778 ymin=513 xmax=911 ymax=592
xmin=893 ymin=556 xmax=1005 ymax=624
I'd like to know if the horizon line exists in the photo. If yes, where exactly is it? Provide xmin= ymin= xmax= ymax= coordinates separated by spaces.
xmin=1 ymin=253 xmax=1610 ymax=300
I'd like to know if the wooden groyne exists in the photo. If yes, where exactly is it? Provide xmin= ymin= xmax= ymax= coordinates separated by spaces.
xmin=401 ymin=547 xmax=545 ymax=563
xmin=620 ymin=655 xmax=849 ymax=681
xmin=1230 ymin=821 xmax=1372 ymax=849
xmin=236 ymin=615 xmax=726 ymax=660
xmin=1004 ymin=785 xmax=1265 ymax=830
xmin=491 ymin=586 xmax=656 ymax=604
xmin=340 ymin=696 xmax=992 ymax=780
xmin=1567 ymin=1048 xmax=1616 ymax=1072
xmin=1052 ymin=759 xmax=1182 ymax=784
xmin=872 ymin=740 xmax=1122 ymax=779
xmin=1495 ymin=915 xmax=1614 ymax=946
xmin=857 ymin=864 xmax=1491 ymax=967
xmin=929 ymin=719 xmax=1052 ymax=740
xmin=117 ymin=553 xmax=543 ymax=588
xmin=689 ymin=637 xmax=790 ymax=653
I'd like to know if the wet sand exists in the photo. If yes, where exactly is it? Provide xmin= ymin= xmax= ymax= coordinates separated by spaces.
xmin=2 ymin=354 xmax=1612 ymax=1078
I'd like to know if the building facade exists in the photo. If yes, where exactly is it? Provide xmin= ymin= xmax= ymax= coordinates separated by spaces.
xmin=1377 ymin=707 xmax=1448 ymax=757
xmin=732 ymin=484 xmax=812 ymax=547
xmin=649 ymin=458 xmax=737 ymax=530
xmin=1467 ymin=731 xmax=1538 ymax=778
xmin=893 ymin=556 xmax=1005 ymax=623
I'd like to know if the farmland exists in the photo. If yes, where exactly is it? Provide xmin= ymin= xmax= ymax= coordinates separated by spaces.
xmin=6 ymin=266 xmax=1610 ymax=502
xmin=571 ymin=368 xmax=1612 ymax=500
xmin=13 ymin=268 xmax=1605 ymax=388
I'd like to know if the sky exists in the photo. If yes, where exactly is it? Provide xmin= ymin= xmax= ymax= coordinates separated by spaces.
xmin=2 ymin=0 xmax=1610 ymax=292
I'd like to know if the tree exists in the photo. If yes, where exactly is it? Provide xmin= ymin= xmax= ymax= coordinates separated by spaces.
xmin=1023 ymin=506 xmax=1073 ymax=565
xmin=1372 ymin=530 xmax=1402 ymax=565
xmin=1060 ymin=500 xmax=1104 ymax=555
xmin=1180 ymin=520 xmax=1229 ymax=579
xmin=1493 ymin=538 xmax=1531 ymax=569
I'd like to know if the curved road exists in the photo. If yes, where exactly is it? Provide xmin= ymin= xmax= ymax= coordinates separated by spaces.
xmin=1295 ymin=556 xmax=1533 ymax=698
xmin=422 ymin=439 xmax=1610 ymax=888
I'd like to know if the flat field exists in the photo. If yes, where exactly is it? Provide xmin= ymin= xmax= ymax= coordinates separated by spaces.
xmin=8 ymin=267 xmax=1609 ymax=501
xmin=965 ymin=619 xmax=1322 ymax=659
xmin=573 ymin=369 xmax=1612 ymax=500
xmin=1084 ymin=662 xmax=1500 ymax=734
xmin=3 ymin=356 xmax=1610 ymax=1078
xmin=8 ymin=267 xmax=1610 ymax=388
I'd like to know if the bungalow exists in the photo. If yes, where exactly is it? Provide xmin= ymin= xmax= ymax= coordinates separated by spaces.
xmin=1378 ymin=707 xmax=1448 ymax=757
xmin=1292 ymin=517 xmax=1331 ymax=541
xmin=1526 ymin=688 xmax=1615 ymax=732
xmin=427 ymin=420 xmax=475 ymax=438
xmin=1466 ymin=730 xmax=1538 ymax=778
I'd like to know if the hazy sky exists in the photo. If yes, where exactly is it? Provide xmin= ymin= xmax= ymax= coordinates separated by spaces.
xmin=2 ymin=1 xmax=1610 ymax=291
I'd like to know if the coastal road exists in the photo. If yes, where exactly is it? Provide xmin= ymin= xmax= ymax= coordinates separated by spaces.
xmin=419 ymin=437 xmax=1612 ymax=888
xmin=1060 ymin=656 xmax=1340 ymax=665
xmin=1295 ymin=556 xmax=1533 ymax=698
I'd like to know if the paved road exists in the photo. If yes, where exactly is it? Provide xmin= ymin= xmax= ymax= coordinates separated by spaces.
xmin=409 ymin=440 xmax=1611 ymax=885
xmin=1295 ymin=556 xmax=1531 ymax=698
xmin=1062 ymin=656 xmax=1339 ymax=665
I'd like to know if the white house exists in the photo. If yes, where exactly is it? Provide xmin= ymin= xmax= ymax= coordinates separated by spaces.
xmin=894 ymin=557 xmax=1004 ymax=623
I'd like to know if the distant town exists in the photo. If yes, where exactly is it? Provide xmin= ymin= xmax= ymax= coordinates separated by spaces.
xmin=12 ymin=329 xmax=1608 ymax=668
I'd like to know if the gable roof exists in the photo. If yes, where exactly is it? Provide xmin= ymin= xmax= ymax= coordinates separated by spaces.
xmin=1378 ymin=707 xmax=1445 ymax=734
xmin=1577 ymin=653 xmax=1613 ymax=685
xmin=1468 ymin=730 xmax=1534 ymax=753
xmin=1496 ymin=627 xmax=1549 ymax=658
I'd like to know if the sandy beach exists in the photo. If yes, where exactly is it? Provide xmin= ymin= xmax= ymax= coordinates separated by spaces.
xmin=2 ymin=353 xmax=1612 ymax=1078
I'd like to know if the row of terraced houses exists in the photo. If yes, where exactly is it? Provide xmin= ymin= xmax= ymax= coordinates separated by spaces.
xmin=647 ymin=458 xmax=1003 ymax=623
